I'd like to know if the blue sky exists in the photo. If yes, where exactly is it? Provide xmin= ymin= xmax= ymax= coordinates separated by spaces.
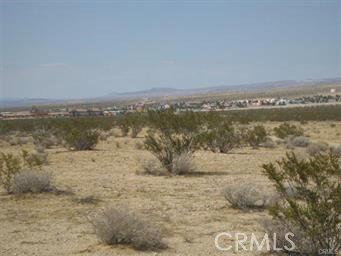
xmin=1 ymin=0 xmax=340 ymax=99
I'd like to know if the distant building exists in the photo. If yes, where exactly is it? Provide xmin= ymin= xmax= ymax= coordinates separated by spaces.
xmin=69 ymin=108 xmax=103 ymax=117
xmin=48 ymin=111 xmax=70 ymax=118
xmin=70 ymin=109 xmax=89 ymax=117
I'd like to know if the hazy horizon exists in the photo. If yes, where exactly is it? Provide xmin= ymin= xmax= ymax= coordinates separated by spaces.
xmin=1 ymin=0 xmax=340 ymax=99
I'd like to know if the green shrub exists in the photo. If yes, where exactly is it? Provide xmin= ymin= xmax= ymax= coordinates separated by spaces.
xmin=1 ymin=105 xmax=340 ymax=136
xmin=63 ymin=128 xmax=99 ymax=150
xmin=0 ymin=150 xmax=44 ymax=193
xmin=262 ymin=151 xmax=340 ymax=255
xmin=116 ymin=112 xmax=146 ymax=138
xmin=21 ymin=149 xmax=46 ymax=167
xmin=127 ymin=113 xmax=145 ymax=138
xmin=0 ymin=153 xmax=21 ymax=193
xmin=118 ymin=122 xmax=130 ymax=137
xmin=273 ymin=123 xmax=304 ymax=139
xmin=145 ymin=132 xmax=194 ymax=173
xmin=245 ymin=125 xmax=267 ymax=148
xmin=32 ymin=128 xmax=59 ymax=148
xmin=144 ymin=109 xmax=201 ymax=173
xmin=197 ymin=122 xmax=241 ymax=153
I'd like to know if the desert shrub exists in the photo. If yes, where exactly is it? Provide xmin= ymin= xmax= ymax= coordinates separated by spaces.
xmin=147 ymin=109 xmax=203 ymax=135
xmin=171 ymin=152 xmax=195 ymax=175
xmin=0 ymin=150 xmax=43 ymax=193
xmin=21 ymin=149 xmax=46 ymax=167
xmin=245 ymin=125 xmax=268 ymax=148
xmin=291 ymin=136 xmax=310 ymax=147
xmin=62 ymin=128 xmax=99 ymax=150
xmin=263 ymin=218 xmax=313 ymax=254
xmin=331 ymin=145 xmax=341 ymax=156
xmin=88 ymin=207 xmax=166 ymax=251
xmin=127 ymin=113 xmax=145 ymax=138
xmin=116 ymin=113 xmax=144 ymax=138
xmin=32 ymin=128 xmax=59 ymax=148
xmin=145 ymin=132 xmax=194 ymax=173
xmin=98 ymin=130 xmax=110 ymax=141
xmin=286 ymin=135 xmax=310 ymax=148
xmin=7 ymin=136 xmax=28 ymax=146
xmin=197 ymin=122 xmax=241 ymax=153
xmin=144 ymin=109 xmax=201 ymax=173
xmin=262 ymin=151 xmax=341 ymax=255
xmin=223 ymin=183 xmax=276 ymax=210
xmin=74 ymin=195 xmax=100 ymax=204
xmin=0 ymin=153 xmax=21 ymax=193
xmin=260 ymin=136 xmax=276 ymax=148
xmin=223 ymin=105 xmax=341 ymax=122
xmin=34 ymin=144 xmax=46 ymax=153
xmin=139 ymin=159 xmax=168 ymax=176
xmin=306 ymin=142 xmax=329 ymax=156
xmin=30 ymin=151 xmax=48 ymax=165
xmin=1 ymin=105 xmax=339 ymax=136
xmin=0 ymin=116 xmax=116 ymax=136
xmin=118 ymin=122 xmax=130 ymax=137
xmin=13 ymin=170 xmax=52 ymax=194
xmin=131 ymin=126 xmax=142 ymax=138
xmin=273 ymin=123 xmax=304 ymax=139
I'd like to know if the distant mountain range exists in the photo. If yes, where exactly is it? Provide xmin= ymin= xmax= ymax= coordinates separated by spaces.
xmin=99 ymin=78 xmax=341 ymax=100
xmin=1 ymin=78 xmax=340 ymax=108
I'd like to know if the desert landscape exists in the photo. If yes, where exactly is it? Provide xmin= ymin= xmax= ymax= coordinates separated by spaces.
xmin=1 ymin=1 xmax=340 ymax=255
xmin=0 ymin=113 xmax=340 ymax=256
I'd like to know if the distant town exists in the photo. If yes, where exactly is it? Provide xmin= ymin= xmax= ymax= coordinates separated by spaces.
xmin=1 ymin=90 xmax=340 ymax=120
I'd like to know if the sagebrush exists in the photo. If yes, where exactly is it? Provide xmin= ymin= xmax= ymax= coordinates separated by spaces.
xmin=89 ymin=207 xmax=166 ymax=251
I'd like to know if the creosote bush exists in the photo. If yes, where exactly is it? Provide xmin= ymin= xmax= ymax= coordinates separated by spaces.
xmin=145 ymin=132 xmax=194 ymax=173
xmin=144 ymin=109 xmax=200 ymax=174
xmin=197 ymin=121 xmax=241 ymax=153
xmin=32 ymin=128 xmax=59 ymax=148
xmin=63 ymin=128 xmax=99 ymax=150
xmin=0 ymin=152 xmax=21 ymax=193
xmin=273 ymin=123 xmax=304 ymax=139
xmin=0 ymin=150 xmax=44 ymax=193
xmin=262 ymin=218 xmax=313 ymax=254
xmin=245 ymin=125 xmax=268 ymax=148
xmin=89 ymin=207 xmax=166 ymax=251
xmin=262 ymin=151 xmax=340 ymax=255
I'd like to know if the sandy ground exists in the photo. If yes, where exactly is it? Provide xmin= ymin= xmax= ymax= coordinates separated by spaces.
xmin=0 ymin=121 xmax=340 ymax=256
